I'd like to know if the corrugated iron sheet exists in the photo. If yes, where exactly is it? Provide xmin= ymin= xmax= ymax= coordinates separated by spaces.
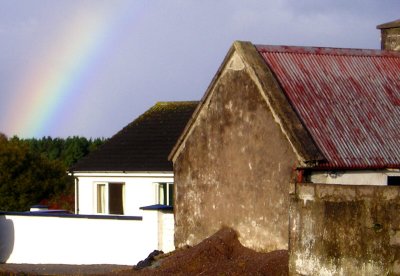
xmin=256 ymin=45 xmax=400 ymax=169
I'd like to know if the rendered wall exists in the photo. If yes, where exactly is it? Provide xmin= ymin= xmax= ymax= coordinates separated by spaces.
xmin=0 ymin=210 xmax=174 ymax=265
xmin=289 ymin=183 xmax=400 ymax=275
xmin=173 ymin=52 xmax=297 ymax=252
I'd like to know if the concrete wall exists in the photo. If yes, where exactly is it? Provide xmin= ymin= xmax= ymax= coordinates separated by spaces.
xmin=75 ymin=172 xmax=173 ymax=216
xmin=173 ymin=51 xmax=297 ymax=252
xmin=0 ymin=210 xmax=174 ymax=265
xmin=289 ymin=183 xmax=400 ymax=275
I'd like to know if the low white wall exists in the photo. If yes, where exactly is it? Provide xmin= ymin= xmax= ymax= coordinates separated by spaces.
xmin=0 ymin=210 xmax=174 ymax=265
xmin=310 ymin=170 xmax=400 ymax=185
xmin=159 ymin=212 xmax=174 ymax=252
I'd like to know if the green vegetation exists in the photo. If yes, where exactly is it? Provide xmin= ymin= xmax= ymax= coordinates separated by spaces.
xmin=0 ymin=134 xmax=106 ymax=212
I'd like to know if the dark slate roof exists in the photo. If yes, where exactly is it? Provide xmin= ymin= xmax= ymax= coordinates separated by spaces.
xmin=71 ymin=101 xmax=198 ymax=172
xmin=256 ymin=45 xmax=400 ymax=169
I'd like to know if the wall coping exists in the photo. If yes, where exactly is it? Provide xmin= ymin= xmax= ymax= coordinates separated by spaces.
xmin=291 ymin=182 xmax=400 ymax=202
xmin=0 ymin=211 xmax=143 ymax=221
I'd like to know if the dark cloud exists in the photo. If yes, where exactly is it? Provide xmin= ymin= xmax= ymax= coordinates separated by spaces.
xmin=0 ymin=0 xmax=398 ymax=137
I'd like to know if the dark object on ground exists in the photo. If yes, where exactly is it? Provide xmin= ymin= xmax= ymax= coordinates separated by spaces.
xmin=134 ymin=250 xmax=164 ymax=270
xmin=133 ymin=227 xmax=288 ymax=275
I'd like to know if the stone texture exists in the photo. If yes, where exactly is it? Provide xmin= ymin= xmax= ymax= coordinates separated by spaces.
xmin=356 ymin=186 xmax=375 ymax=198
xmin=393 ymin=260 xmax=400 ymax=274
xmin=315 ymin=184 xmax=356 ymax=201
xmin=380 ymin=27 xmax=400 ymax=52
xmin=382 ymin=187 xmax=399 ymax=201
xmin=390 ymin=230 xmax=400 ymax=246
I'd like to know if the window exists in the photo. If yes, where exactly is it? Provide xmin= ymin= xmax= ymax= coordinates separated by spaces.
xmin=388 ymin=176 xmax=400 ymax=186
xmin=158 ymin=183 xmax=174 ymax=206
xmin=96 ymin=183 xmax=125 ymax=215
xmin=97 ymin=184 xmax=106 ymax=213
xmin=109 ymin=183 xmax=124 ymax=214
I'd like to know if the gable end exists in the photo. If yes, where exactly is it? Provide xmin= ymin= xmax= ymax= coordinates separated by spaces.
xmin=235 ymin=41 xmax=324 ymax=164
xmin=170 ymin=41 xmax=324 ymax=165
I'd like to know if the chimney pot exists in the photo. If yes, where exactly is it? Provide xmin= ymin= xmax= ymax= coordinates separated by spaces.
xmin=377 ymin=19 xmax=400 ymax=52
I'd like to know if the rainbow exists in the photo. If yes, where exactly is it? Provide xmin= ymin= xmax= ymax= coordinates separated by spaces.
xmin=3 ymin=2 xmax=145 ymax=138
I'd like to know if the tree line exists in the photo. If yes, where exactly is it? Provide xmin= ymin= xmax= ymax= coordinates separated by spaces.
xmin=0 ymin=134 xmax=106 ymax=212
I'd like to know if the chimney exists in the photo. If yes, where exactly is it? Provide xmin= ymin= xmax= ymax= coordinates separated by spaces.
xmin=377 ymin=19 xmax=400 ymax=52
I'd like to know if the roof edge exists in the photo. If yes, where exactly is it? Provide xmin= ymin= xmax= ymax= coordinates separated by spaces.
xmin=377 ymin=19 xmax=400 ymax=29
xmin=169 ymin=41 xmax=325 ymax=163
xmin=256 ymin=44 xmax=400 ymax=57
xmin=298 ymin=165 xmax=400 ymax=171
xmin=168 ymin=42 xmax=239 ymax=161
xmin=238 ymin=42 xmax=325 ymax=162
xmin=155 ymin=101 xmax=199 ymax=105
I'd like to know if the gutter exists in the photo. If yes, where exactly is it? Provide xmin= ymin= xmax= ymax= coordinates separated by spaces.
xmin=73 ymin=174 xmax=79 ymax=214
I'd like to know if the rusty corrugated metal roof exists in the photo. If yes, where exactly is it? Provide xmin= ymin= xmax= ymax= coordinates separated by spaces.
xmin=256 ymin=45 xmax=400 ymax=169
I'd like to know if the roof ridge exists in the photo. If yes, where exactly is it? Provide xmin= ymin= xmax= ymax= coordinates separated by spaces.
xmin=155 ymin=101 xmax=199 ymax=105
xmin=255 ymin=44 xmax=400 ymax=58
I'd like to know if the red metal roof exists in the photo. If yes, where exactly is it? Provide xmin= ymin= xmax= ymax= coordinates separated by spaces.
xmin=256 ymin=45 xmax=400 ymax=169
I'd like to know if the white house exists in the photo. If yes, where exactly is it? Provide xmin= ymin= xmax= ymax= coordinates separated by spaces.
xmin=69 ymin=101 xmax=198 ymax=217
xmin=0 ymin=102 xmax=198 ymax=266
xmin=68 ymin=101 xmax=197 ymax=256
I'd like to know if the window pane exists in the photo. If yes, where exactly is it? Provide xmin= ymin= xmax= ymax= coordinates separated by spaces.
xmin=388 ymin=176 xmax=400 ymax=186
xmin=97 ymin=184 xmax=106 ymax=213
xmin=159 ymin=183 xmax=166 ymax=205
xmin=168 ymin=184 xmax=174 ymax=206
xmin=109 ymin=183 xmax=124 ymax=215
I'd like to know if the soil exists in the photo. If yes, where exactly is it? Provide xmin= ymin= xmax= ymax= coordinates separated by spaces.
xmin=0 ymin=227 xmax=288 ymax=275
xmin=128 ymin=227 xmax=288 ymax=276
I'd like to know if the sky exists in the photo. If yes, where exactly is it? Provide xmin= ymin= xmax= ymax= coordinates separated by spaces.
xmin=0 ymin=0 xmax=399 ymax=139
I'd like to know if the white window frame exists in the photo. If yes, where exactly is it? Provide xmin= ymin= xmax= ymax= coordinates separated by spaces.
xmin=157 ymin=182 xmax=174 ymax=206
xmin=95 ymin=182 xmax=125 ymax=215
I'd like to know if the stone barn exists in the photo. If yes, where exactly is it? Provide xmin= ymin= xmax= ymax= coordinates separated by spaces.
xmin=169 ymin=18 xmax=400 ymax=258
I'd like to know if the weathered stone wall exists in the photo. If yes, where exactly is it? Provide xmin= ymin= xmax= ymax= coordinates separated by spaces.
xmin=289 ymin=183 xmax=400 ymax=275
xmin=380 ymin=27 xmax=400 ymax=52
xmin=173 ymin=52 xmax=298 ymax=252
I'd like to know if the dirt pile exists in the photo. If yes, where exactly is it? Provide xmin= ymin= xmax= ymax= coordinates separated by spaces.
xmin=132 ymin=227 xmax=288 ymax=275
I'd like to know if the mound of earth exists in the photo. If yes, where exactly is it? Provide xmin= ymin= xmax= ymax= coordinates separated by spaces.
xmin=131 ymin=227 xmax=288 ymax=275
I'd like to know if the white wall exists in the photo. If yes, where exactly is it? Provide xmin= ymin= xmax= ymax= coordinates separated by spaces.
xmin=0 ymin=210 xmax=174 ymax=265
xmin=159 ymin=212 xmax=175 ymax=252
xmin=310 ymin=169 xmax=400 ymax=185
xmin=75 ymin=172 xmax=173 ymax=216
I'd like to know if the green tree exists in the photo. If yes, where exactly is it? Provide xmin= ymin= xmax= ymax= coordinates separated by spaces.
xmin=0 ymin=134 xmax=106 ymax=212
xmin=62 ymin=136 xmax=90 ymax=167
xmin=0 ymin=134 xmax=73 ymax=211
